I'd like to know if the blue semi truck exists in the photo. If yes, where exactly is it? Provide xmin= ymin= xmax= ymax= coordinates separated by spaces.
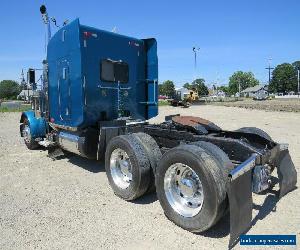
xmin=20 ymin=5 xmax=297 ymax=247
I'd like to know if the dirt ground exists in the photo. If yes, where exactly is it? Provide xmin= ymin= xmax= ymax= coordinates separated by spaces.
xmin=208 ymin=98 xmax=300 ymax=112
xmin=0 ymin=106 xmax=299 ymax=250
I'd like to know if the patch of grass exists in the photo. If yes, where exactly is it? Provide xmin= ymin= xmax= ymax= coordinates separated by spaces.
xmin=158 ymin=100 xmax=170 ymax=106
xmin=0 ymin=104 xmax=31 ymax=113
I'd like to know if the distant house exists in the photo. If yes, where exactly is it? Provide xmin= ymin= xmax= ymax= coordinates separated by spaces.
xmin=241 ymin=85 xmax=268 ymax=97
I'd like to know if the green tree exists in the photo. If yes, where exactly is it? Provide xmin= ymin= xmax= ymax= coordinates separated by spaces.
xmin=0 ymin=80 xmax=21 ymax=100
xmin=270 ymin=63 xmax=297 ymax=93
xmin=218 ymin=85 xmax=229 ymax=94
xmin=191 ymin=78 xmax=209 ymax=96
xmin=159 ymin=80 xmax=175 ymax=97
xmin=158 ymin=84 xmax=164 ymax=96
xmin=183 ymin=82 xmax=192 ymax=89
xmin=292 ymin=61 xmax=300 ymax=71
xmin=228 ymin=71 xmax=259 ymax=95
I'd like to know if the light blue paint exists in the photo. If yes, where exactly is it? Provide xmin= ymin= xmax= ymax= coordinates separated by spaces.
xmin=21 ymin=111 xmax=47 ymax=138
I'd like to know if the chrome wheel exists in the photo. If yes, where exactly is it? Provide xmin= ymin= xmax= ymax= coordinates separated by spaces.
xmin=110 ymin=148 xmax=132 ymax=189
xmin=22 ymin=125 xmax=32 ymax=144
xmin=164 ymin=163 xmax=204 ymax=217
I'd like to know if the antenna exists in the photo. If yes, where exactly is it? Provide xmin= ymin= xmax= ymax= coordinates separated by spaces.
xmin=50 ymin=17 xmax=60 ymax=28
xmin=112 ymin=26 xmax=117 ymax=33
xmin=63 ymin=20 xmax=69 ymax=26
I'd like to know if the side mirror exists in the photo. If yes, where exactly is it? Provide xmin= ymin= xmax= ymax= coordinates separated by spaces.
xmin=40 ymin=5 xmax=46 ymax=14
xmin=28 ymin=68 xmax=35 ymax=84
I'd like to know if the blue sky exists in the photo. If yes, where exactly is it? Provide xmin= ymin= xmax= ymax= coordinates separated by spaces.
xmin=0 ymin=0 xmax=299 ymax=87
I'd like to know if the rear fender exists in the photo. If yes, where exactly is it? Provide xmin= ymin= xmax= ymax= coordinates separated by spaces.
xmin=20 ymin=111 xmax=47 ymax=138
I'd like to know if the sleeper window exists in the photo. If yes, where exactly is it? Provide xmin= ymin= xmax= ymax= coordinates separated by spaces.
xmin=100 ymin=59 xmax=129 ymax=83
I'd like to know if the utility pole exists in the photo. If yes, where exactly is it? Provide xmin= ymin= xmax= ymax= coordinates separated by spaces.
xmin=192 ymin=47 xmax=200 ymax=81
xmin=297 ymin=68 xmax=300 ymax=97
xmin=265 ymin=58 xmax=274 ymax=85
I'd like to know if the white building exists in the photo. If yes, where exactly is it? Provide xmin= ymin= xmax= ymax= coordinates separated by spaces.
xmin=18 ymin=90 xmax=37 ymax=101
xmin=241 ymin=85 xmax=268 ymax=97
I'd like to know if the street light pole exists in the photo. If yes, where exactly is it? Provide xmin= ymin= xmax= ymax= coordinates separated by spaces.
xmin=193 ymin=47 xmax=200 ymax=81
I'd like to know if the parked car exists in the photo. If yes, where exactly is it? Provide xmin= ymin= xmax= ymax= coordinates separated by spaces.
xmin=158 ymin=95 xmax=168 ymax=100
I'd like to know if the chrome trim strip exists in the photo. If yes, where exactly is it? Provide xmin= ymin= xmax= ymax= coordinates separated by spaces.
xmin=49 ymin=122 xmax=77 ymax=132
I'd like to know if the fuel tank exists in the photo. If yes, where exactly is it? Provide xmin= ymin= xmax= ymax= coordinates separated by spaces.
xmin=57 ymin=130 xmax=98 ymax=159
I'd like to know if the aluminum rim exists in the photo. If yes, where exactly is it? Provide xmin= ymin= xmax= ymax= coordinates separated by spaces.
xmin=22 ymin=125 xmax=31 ymax=143
xmin=164 ymin=163 xmax=204 ymax=217
xmin=110 ymin=148 xmax=132 ymax=189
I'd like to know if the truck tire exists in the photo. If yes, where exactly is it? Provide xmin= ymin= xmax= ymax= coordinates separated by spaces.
xmin=235 ymin=127 xmax=273 ymax=142
xmin=156 ymin=144 xmax=227 ymax=232
xmin=190 ymin=141 xmax=234 ymax=178
xmin=190 ymin=141 xmax=234 ymax=217
xmin=132 ymin=132 xmax=162 ymax=193
xmin=105 ymin=134 xmax=151 ymax=201
xmin=21 ymin=118 xmax=39 ymax=150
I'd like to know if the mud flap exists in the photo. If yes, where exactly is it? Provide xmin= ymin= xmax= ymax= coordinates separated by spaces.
xmin=275 ymin=149 xmax=297 ymax=198
xmin=228 ymin=170 xmax=252 ymax=247
xmin=227 ymin=148 xmax=297 ymax=247
xmin=228 ymin=155 xmax=256 ymax=248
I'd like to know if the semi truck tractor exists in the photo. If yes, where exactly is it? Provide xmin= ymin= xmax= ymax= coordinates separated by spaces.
xmin=20 ymin=5 xmax=297 ymax=247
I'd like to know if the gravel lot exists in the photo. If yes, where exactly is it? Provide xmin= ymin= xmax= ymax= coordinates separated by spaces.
xmin=0 ymin=106 xmax=299 ymax=249
xmin=208 ymin=98 xmax=300 ymax=112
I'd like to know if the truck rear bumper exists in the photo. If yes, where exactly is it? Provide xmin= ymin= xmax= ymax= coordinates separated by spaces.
xmin=227 ymin=147 xmax=297 ymax=247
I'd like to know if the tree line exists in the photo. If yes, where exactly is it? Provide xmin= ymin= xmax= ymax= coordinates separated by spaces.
xmin=159 ymin=60 xmax=300 ymax=97
xmin=158 ymin=72 xmax=258 ymax=97
xmin=158 ymin=79 xmax=209 ymax=97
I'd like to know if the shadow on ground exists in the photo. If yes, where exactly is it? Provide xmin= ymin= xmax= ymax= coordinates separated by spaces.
xmin=252 ymin=193 xmax=279 ymax=227
xmin=133 ymin=192 xmax=158 ymax=205
xmin=197 ymin=189 xmax=283 ymax=245
xmin=199 ymin=213 xmax=230 ymax=238
xmin=68 ymin=155 xmax=105 ymax=173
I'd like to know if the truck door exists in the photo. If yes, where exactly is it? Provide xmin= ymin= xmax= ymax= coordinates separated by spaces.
xmin=57 ymin=59 xmax=71 ymax=121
